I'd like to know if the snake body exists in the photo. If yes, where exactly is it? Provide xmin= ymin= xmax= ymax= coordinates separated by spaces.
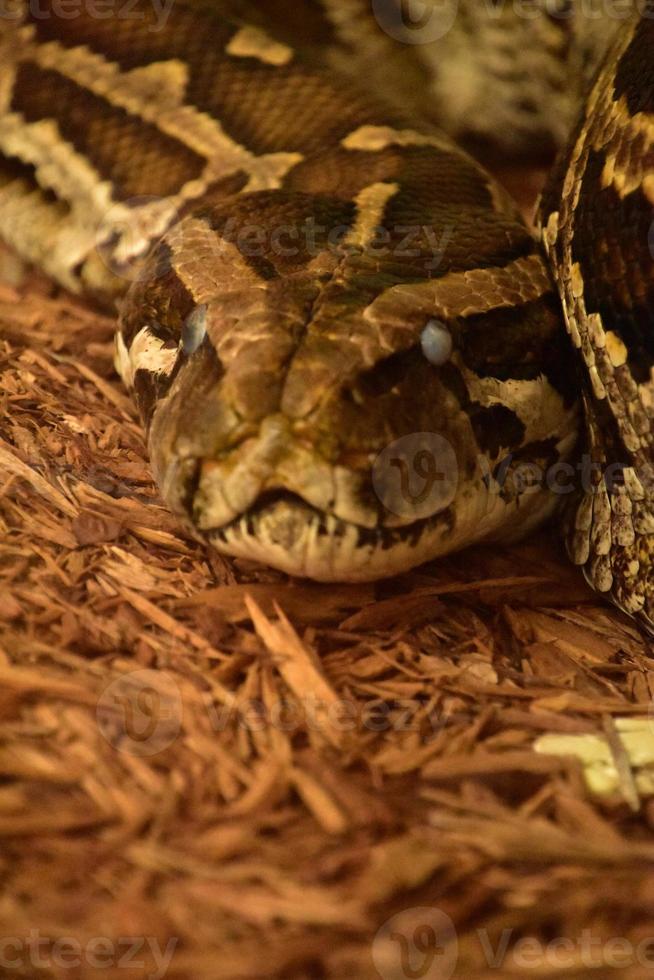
xmin=1 ymin=2 xmax=653 ymax=625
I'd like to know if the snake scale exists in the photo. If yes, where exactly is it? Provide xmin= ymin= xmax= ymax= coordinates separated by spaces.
xmin=1 ymin=1 xmax=653 ymax=627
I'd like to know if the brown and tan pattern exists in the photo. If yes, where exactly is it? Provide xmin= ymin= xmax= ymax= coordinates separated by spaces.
xmin=0 ymin=0 xmax=652 ymax=626
xmin=3 ymin=6 xmax=654 ymax=972
xmin=541 ymin=6 xmax=654 ymax=630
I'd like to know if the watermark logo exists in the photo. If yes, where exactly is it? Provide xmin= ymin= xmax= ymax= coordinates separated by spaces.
xmin=0 ymin=0 xmax=174 ymax=30
xmin=371 ymin=0 xmax=653 ymax=47
xmin=0 ymin=932 xmax=177 ymax=980
xmin=371 ymin=429 xmax=654 ymax=521
xmin=97 ymin=669 xmax=182 ymax=756
xmin=372 ymin=0 xmax=459 ymax=44
xmin=373 ymin=908 xmax=458 ymax=980
xmin=94 ymin=206 xmax=453 ymax=285
xmin=372 ymin=432 xmax=459 ymax=521
xmin=373 ymin=909 xmax=654 ymax=975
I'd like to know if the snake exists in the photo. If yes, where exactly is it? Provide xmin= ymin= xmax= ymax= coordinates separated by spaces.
xmin=1 ymin=1 xmax=653 ymax=627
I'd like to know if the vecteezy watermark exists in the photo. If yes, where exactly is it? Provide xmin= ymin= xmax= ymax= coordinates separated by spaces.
xmin=96 ymin=685 xmax=475 ymax=751
xmin=372 ymin=432 xmax=459 ymax=521
xmin=92 ymin=197 xmax=455 ymax=285
xmin=204 ymin=696 xmax=473 ymax=735
xmin=0 ymin=0 xmax=175 ymax=30
xmin=0 ymin=932 xmax=178 ymax=979
xmin=485 ymin=0 xmax=654 ymax=20
xmin=372 ymin=908 xmax=654 ymax=979
xmin=372 ymin=0 xmax=460 ymax=44
xmin=373 ymin=908 xmax=459 ymax=980
xmin=371 ymin=431 xmax=651 ymax=520
xmin=371 ymin=0 xmax=654 ymax=46
xmin=214 ymin=217 xmax=453 ymax=271
xmin=96 ymin=669 xmax=182 ymax=756
xmin=478 ymin=450 xmax=638 ymax=499
xmin=479 ymin=930 xmax=654 ymax=971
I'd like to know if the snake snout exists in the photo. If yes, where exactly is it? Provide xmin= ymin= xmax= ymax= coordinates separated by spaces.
xmin=179 ymin=414 xmax=383 ymax=533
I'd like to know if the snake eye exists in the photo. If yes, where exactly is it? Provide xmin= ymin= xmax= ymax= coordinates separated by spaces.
xmin=420 ymin=319 xmax=452 ymax=366
xmin=181 ymin=304 xmax=208 ymax=355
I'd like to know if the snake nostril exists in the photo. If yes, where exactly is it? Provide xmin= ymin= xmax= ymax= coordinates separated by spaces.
xmin=356 ymin=347 xmax=422 ymax=397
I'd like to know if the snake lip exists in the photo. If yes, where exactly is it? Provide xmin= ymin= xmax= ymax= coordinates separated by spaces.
xmin=204 ymin=485 xmax=461 ymax=581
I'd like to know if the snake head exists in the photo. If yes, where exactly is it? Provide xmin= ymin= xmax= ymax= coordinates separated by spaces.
xmin=115 ymin=193 xmax=578 ymax=581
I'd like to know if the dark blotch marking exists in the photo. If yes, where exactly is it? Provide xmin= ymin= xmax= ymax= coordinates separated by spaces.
xmin=0 ymin=155 xmax=59 ymax=205
xmin=27 ymin=0 xmax=381 ymax=155
xmin=190 ymin=60 xmax=382 ymax=157
xmin=202 ymin=190 xmax=356 ymax=276
xmin=460 ymin=294 xmax=577 ymax=404
xmin=572 ymin=148 xmax=654 ymax=384
xmin=356 ymin=347 xmax=421 ymax=398
xmin=120 ymin=241 xmax=194 ymax=349
xmin=12 ymin=64 xmax=205 ymax=199
xmin=28 ymin=0 xmax=383 ymax=155
xmin=132 ymin=366 xmax=175 ymax=431
xmin=614 ymin=13 xmax=654 ymax=117
xmin=28 ymin=0 xmax=234 ymax=70
xmin=355 ymin=514 xmax=437 ymax=553
xmin=379 ymin=147 xmax=536 ymax=277
xmin=292 ymin=142 xmax=537 ymax=280
xmin=220 ymin=0 xmax=339 ymax=49
xmin=469 ymin=404 xmax=526 ymax=458
xmin=490 ymin=437 xmax=565 ymax=502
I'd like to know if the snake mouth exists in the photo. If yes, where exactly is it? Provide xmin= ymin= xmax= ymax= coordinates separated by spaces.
xmin=202 ymin=475 xmax=564 ymax=581
xmin=158 ymin=435 xmax=563 ymax=581
xmin=205 ymin=487 xmax=455 ymax=581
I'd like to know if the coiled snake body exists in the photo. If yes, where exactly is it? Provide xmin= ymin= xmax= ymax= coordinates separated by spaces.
xmin=1 ymin=2 xmax=653 ymax=626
